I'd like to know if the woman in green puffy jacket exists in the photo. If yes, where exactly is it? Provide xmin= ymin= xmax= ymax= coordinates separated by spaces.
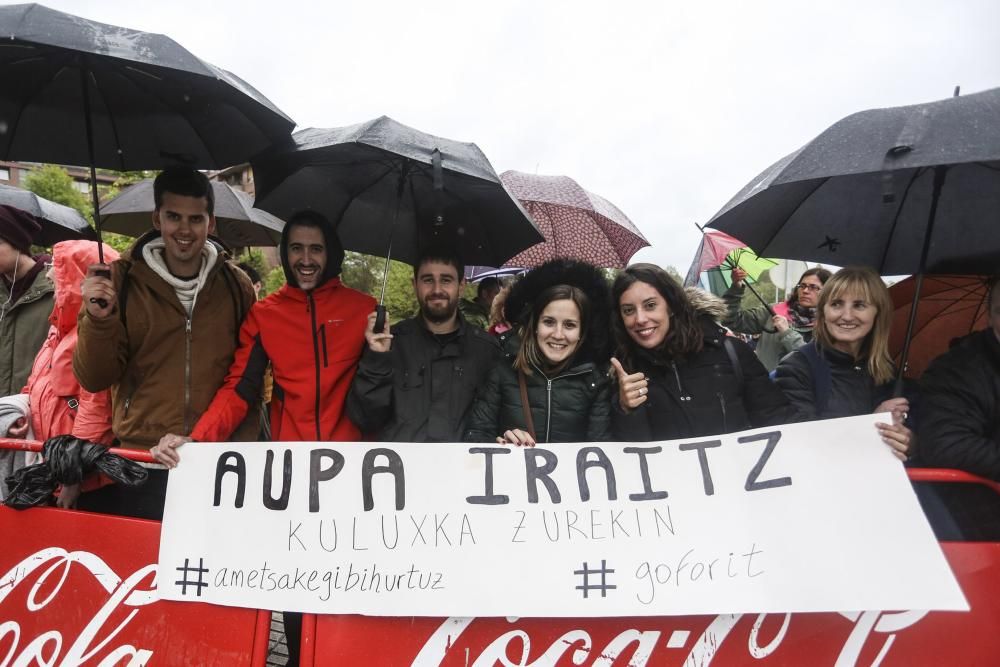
xmin=464 ymin=259 xmax=612 ymax=445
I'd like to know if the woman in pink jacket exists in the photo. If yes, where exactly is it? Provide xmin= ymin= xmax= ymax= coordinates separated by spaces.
xmin=20 ymin=240 xmax=119 ymax=507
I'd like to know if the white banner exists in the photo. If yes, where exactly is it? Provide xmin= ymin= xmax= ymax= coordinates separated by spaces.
xmin=158 ymin=414 xmax=967 ymax=617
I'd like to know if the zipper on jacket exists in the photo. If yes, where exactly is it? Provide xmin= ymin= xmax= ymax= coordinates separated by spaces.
xmin=545 ymin=378 xmax=553 ymax=443
xmin=671 ymin=362 xmax=691 ymax=401
xmin=308 ymin=293 xmax=322 ymax=441
xmin=183 ymin=317 xmax=192 ymax=433
xmin=530 ymin=362 xmax=592 ymax=443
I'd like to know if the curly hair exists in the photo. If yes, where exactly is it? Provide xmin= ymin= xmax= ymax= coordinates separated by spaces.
xmin=814 ymin=266 xmax=895 ymax=385
xmin=611 ymin=263 xmax=703 ymax=370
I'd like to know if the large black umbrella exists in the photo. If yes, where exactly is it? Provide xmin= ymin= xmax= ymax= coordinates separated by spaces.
xmin=0 ymin=183 xmax=97 ymax=245
xmin=101 ymin=179 xmax=284 ymax=247
xmin=0 ymin=3 xmax=295 ymax=262
xmin=706 ymin=87 xmax=1000 ymax=388
xmin=252 ymin=116 xmax=543 ymax=328
xmin=707 ymin=87 xmax=1000 ymax=275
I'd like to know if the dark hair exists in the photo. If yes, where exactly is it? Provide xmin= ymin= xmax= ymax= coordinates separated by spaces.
xmin=153 ymin=167 xmax=214 ymax=216
xmin=413 ymin=243 xmax=464 ymax=280
xmin=787 ymin=267 xmax=833 ymax=308
xmin=279 ymin=210 xmax=345 ymax=286
xmin=611 ymin=263 xmax=703 ymax=370
xmin=515 ymin=284 xmax=590 ymax=375
xmin=477 ymin=277 xmax=500 ymax=298
xmin=237 ymin=262 xmax=261 ymax=285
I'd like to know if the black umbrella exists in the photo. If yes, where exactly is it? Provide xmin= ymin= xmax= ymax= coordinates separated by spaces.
xmin=101 ymin=179 xmax=284 ymax=247
xmin=252 ymin=116 xmax=543 ymax=329
xmin=0 ymin=3 xmax=295 ymax=263
xmin=706 ymin=87 xmax=1000 ymax=389
xmin=0 ymin=183 xmax=97 ymax=245
xmin=706 ymin=87 xmax=1000 ymax=275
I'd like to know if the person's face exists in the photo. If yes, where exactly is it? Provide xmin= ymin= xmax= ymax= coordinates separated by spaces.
xmin=286 ymin=225 xmax=327 ymax=291
xmin=535 ymin=299 xmax=582 ymax=365
xmin=619 ymin=280 xmax=670 ymax=350
xmin=414 ymin=261 xmax=463 ymax=324
xmin=0 ymin=238 xmax=21 ymax=276
xmin=480 ymin=284 xmax=500 ymax=307
xmin=990 ymin=288 xmax=1000 ymax=343
xmin=823 ymin=289 xmax=877 ymax=355
xmin=152 ymin=192 xmax=216 ymax=276
xmin=796 ymin=273 xmax=824 ymax=308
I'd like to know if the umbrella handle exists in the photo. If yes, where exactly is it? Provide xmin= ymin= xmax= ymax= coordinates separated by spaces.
xmin=373 ymin=304 xmax=387 ymax=334
xmin=88 ymin=268 xmax=111 ymax=309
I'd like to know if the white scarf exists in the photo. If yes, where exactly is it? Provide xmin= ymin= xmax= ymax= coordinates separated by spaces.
xmin=142 ymin=238 xmax=219 ymax=316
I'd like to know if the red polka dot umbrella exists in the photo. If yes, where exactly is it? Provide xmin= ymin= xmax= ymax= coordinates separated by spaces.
xmin=499 ymin=171 xmax=649 ymax=268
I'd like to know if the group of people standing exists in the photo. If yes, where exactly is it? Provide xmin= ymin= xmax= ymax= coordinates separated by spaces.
xmin=3 ymin=165 xmax=1000 ymax=665
xmin=2 ymin=165 xmax=995 ymax=501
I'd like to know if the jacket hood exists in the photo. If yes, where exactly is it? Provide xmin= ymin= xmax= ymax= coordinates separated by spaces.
xmin=279 ymin=220 xmax=345 ymax=289
xmin=51 ymin=240 xmax=120 ymax=336
xmin=685 ymin=286 xmax=728 ymax=321
xmin=504 ymin=258 xmax=612 ymax=364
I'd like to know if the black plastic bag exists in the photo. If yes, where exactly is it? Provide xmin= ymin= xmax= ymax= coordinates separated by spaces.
xmin=3 ymin=435 xmax=148 ymax=509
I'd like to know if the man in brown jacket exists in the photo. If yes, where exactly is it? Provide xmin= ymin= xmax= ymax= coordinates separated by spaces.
xmin=73 ymin=167 xmax=257 ymax=519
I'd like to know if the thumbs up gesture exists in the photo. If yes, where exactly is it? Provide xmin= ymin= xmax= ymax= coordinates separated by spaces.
xmin=611 ymin=357 xmax=649 ymax=412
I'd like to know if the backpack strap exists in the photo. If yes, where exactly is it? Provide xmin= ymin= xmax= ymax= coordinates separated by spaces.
xmin=800 ymin=341 xmax=832 ymax=415
xmin=722 ymin=336 xmax=744 ymax=394
xmin=117 ymin=262 xmax=132 ymax=330
xmin=220 ymin=262 xmax=250 ymax=348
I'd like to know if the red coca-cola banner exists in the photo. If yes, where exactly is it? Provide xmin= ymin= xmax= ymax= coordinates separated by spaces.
xmin=309 ymin=543 xmax=999 ymax=666
xmin=0 ymin=506 xmax=270 ymax=667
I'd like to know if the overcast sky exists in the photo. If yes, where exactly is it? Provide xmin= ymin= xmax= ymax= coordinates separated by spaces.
xmin=38 ymin=0 xmax=1000 ymax=272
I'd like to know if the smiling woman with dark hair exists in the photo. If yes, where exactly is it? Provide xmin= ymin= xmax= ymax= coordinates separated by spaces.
xmin=609 ymin=263 xmax=793 ymax=441
xmin=464 ymin=259 xmax=612 ymax=445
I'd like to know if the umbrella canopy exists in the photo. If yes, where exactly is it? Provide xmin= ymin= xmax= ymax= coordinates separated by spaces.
xmin=464 ymin=265 xmax=524 ymax=282
xmin=0 ymin=183 xmax=96 ymax=245
xmin=683 ymin=229 xmax=777 ymax=288
xmin=0 ymin=3 xmax=295 ymax=171
xmin=252 ymin=116 xmax=542 ymax=267
xmin=499 ymin=170 xmax=649 ymax=268
xmin=889 ymin=274 xmax=991 ymax=378
xmin=101 ymin=179 xmax=284 ymax=247
xmin=706 ymin=87 xmax=1000 ymax=275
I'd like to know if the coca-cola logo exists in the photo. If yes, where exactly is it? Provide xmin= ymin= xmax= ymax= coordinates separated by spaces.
xmin=411 ymin=610 xmax=929 ymax=666
xmin=0 ymin=548 xmax=157 ymax=667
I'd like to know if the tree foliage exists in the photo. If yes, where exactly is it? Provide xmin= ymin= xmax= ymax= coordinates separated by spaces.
xmin=264 ymin=265 xmax=286 ymax=295
xmin=741 ymin=269 xmax=784 ymax=309
xmin=21 ymin=164 xmax=139 ymax=253
xmin=23 ymin=164 xmax=91 ymax=221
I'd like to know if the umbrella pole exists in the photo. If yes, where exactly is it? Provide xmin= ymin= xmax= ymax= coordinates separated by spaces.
xmin=79 ymin=59 xmax=105 ymax=265
xmin=720 ymin=257 xmax=776 ymax=316
xmin=894 ymin=165 xmax=948 ymax=396
xmin=373 ymin=164 xmax=409 ymax=333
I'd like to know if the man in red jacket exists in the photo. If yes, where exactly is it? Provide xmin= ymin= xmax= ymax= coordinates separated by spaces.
xmin=151 ymin=210 xmax=374 ymax=462
xmin=152 ymin=210 xmax=373 ymax=667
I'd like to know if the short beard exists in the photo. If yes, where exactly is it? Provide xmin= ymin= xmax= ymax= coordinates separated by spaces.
xmin=421 ymin=300 xmax=457 ymax=325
